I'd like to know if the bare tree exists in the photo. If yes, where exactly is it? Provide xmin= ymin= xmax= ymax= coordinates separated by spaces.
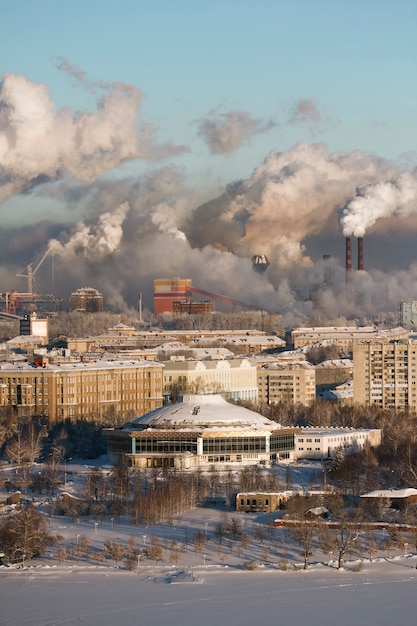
xmin=324 ymin=495 xmax=363 ymax=569
xmin=147 ymin=536 xmax=164 ymax=563
xmin=286 ymin=495 xmax=320 ymax=570
xmin=0 ymin=504 xmax=48 ymax=562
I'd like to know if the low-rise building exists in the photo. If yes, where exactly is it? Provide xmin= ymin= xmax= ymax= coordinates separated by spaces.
xmin=236 ymin=491 xmax=292 ymax=513
xmin=294 ymin=427 xmax=381 ymax=461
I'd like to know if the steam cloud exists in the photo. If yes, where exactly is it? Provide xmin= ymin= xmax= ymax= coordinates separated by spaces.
xmin=289 ymin=98 xmax=322 ymax=125
xmin=0 ymin=72 xmax=186 ymax=203
xmin=1 ymin=70 xmax=417 ymax=324
xmin=198 ymin=109 xmax=275 ymax=154
xmin=49 ymin=202 xmax=129 ymax=259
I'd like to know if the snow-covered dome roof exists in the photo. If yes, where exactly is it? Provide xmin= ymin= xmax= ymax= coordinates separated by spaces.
xmin=123 ymin=394 xmax=277 ymax=431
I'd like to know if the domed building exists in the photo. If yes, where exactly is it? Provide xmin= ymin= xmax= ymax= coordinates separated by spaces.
xmin=106 ymin=394 xmax=298 ymax=469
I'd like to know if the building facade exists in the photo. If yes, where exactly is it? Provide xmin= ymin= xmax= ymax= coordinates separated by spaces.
xmin=20 ymin=313 xmax=49 ymax=345
xmin=257 ymin=362 xmax=316 ymax=406
xmin=399 ymin=301 xmax=417 ymax=326
xmin=294 ymin=427 xmax=381 ymax=461
xmin=153 ymin=277 xmax=192 ymax=314
xmin=162 ymin=358 xmax=258 ymax=403
xmin=0 ymin=358 xmax=163 ymax=423
xmin=289 ymin=326 xmax=409 ymax=351
xmin=353 ymin=339 xmax=417 ymax=411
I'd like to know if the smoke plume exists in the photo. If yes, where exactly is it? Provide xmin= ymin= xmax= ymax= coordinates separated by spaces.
xmin=341 ymin=171 xmax=417 ymax=237
xmin=0 ymin=73 xmax=186 ymax=203
xmin=1 ymin=71 xmax=417 ymax=323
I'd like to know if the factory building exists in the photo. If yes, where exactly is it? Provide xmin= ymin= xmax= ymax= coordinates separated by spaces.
xmin=172 ymin=300 xmax=213 ymax=314
xmin=106 ymin=393 xmax=298 ymax=469
xmin=162 ymin=358 xmax=258 ymax=403
xmin=154 ymin=277 xmax=260 ymax=315
xmin=0 ymin=358 xmax=163 ymax=424
xmin=353 ymin=339 xmax=417 ymax=411
xmin=154 ymin=278 xmax=192 ymax=314
xmin=69 ymin=287 xmax=104 ymax=312
xmin=257 ymin=362 xmax=316 ymax=406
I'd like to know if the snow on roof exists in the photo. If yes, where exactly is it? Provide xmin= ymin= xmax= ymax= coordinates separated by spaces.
xmin=361 ymin=488 xmax=417 ymax=499
xmin=0 ymin=358 xmax=161 ymax=372
xmin=124 ymin=394 xmax=277 ymax=431
xmin=298 ymin=425 xmax=377 ymax=436
xmin=315 ymin=359 xmax=353 ymax=368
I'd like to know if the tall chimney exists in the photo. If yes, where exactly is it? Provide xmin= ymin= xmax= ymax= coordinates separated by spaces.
xmin=323 ymin=254 xmax=331 ymax=286
xmin=345 ymin=237 xmax=352 ymax=279
xmin=358 ymin=237 xmax=364 ymax=271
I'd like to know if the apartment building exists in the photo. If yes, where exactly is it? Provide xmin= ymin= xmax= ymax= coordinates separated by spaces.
xmin=0 ymin=357 xmax=163 ymax=424
xmin=257 ymin=362 xmax=316 ymax=406
xmin=289 ymin=326 xmax=409 ymax=351
xmin=399 ymin=301 xmax=417 ymax=326
xmin=353 ymin=339 xmax=417 ymax=410
xmin=162 ymin=358 xmax=258 ymax=402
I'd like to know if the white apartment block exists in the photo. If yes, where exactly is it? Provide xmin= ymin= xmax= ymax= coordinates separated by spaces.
xmin=162 ymin=358 xmax=258 ymax=402
xmin=353 ymin=339 xmax=417 ymax=411
xmin=257 ymin=362 xmax=316 ymax=406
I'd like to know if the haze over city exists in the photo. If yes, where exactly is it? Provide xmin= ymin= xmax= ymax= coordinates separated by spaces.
xmin=1 ymin=0 xmax=416 ymax=322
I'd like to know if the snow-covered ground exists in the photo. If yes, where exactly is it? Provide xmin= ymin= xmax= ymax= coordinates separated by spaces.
xmin=1 ymin=459 xmax=417 ymax=625
xmin=1 ymin=558 xmax=417 ymax=626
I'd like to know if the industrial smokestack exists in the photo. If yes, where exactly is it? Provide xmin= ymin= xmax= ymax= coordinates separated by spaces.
xmin=138 ymin=292 xmax=143 ymax=323
xmin=323 ymin=254 xmax=331 ymax=286
xmin=358 ymin=237 xmax=364 ymax=271
xmin=345 ymin=237 xmax=352 ymax=279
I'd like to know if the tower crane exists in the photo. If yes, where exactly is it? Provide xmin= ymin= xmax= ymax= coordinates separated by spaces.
xmin=16 ymin=248 xmax=53 ymax=294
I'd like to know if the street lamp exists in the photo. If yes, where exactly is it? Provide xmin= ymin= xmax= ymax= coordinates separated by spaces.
xmin=94 ymin=522 xmax=98 ymax=534
xmin=110 ymin=517 xmax=114 ymax=529
xmin=64 ymin=457 xmax=72 ymax=487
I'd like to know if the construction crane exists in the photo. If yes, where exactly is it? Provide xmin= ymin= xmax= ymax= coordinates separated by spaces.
xmin=16 ymin=248 xmax=53 ymax=294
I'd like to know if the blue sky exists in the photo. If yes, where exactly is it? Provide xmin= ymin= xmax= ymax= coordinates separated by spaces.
xmin=0 ymin=0 xmax=416 ymax=318
xmin=2 ymin=0 xmax=416 ymax=190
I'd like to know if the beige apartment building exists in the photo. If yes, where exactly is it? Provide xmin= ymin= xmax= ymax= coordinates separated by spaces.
xmin=257 ymin=362 xmax=316 ymax=406
xmin=162 ymin=358 xmax=258 ymax=402
xmin=0 ymin=357 xmax=163 ymax=424
xmin=353 ymin=339 xmax=417 ymax=410
xmin=289 ymin=326 xmax=409 ymax=351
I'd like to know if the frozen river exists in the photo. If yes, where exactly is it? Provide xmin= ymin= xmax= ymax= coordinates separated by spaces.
xmin=1 ymin=561 xmax=416 ymax=626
